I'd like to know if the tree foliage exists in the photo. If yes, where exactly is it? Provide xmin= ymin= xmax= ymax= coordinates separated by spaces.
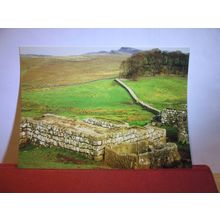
xmin=120 ymin=49 xmax=189 ymax=80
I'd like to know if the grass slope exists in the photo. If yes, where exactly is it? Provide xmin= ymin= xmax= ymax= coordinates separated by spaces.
xmin=21 ymin=54 xmax=129 ymax=88
xmin=22 ymin=79 xmax=153 ymax=126
xmin=21 ymin=76 xmax=187 ymax=126
xmin=125 ymin=76 xmax=187 ymax=110
xmin=18 ymin=144 xmax=110 ymax=169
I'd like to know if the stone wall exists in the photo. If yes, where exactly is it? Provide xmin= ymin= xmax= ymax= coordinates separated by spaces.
xmin=20 ymin=114 xmax=167 ymax=161
xmin=104 ymin=142 xmax=181 ymax=169
xmin=83 ymin=118 xmax=129 ymax=128
xmin=20 ymin=116 xmax=105 ymax=161
xmin=160 ymin=108 xmax=187 ymax=125
xmin=115 ymin=78 xmax=160 ymax=115
xmin=152 ymin=108 xmax=189 ymax=144
xmin=144 ymin=125 xmax=166 ymax=146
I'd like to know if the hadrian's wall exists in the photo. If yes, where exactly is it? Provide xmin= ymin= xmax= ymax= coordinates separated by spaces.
xmin=152 ymin=108 xmax=189 ymax=144
xmin=20 ymin=114 xmax=166 ymax=161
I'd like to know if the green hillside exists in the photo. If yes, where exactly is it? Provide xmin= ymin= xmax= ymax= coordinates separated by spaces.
xmin=21 ymin=76 xmax=187 ymax=126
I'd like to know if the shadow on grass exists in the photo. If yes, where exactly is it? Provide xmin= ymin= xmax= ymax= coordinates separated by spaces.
xmin=18 ymin=144 xmax=110 ymax=169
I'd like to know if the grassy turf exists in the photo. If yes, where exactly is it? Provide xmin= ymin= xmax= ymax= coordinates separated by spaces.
xmin=21 ymin=54 xmax=129 ymax=88
xmin=21 ymin=76 xmax=186 ymax=126
xmin=125 ymin=75 xmax=187 ymax=110
xmin=18 ymin=144 xmax=110 ymax=169
xmin=21 ymin=79 xmax=154 ymax=126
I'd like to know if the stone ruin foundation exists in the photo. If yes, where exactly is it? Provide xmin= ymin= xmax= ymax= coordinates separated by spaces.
xmin=20 ymin=114 xmax=181 ymax=168
xmin=105 ymin=141 xmax=180 ymax=169
xmin=152 ymin=108 xmax=189 ymax=144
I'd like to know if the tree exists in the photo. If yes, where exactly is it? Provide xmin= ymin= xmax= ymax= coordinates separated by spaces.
xmin=119 ymin=49 xmax=189 ymax=80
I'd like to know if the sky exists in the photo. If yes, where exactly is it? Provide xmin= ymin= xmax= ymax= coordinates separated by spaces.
xmin=19 ymin=46 xmax=190 ymax=56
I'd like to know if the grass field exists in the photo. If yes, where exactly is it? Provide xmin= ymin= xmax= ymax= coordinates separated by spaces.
xmin=18 ymin=144 xmax=110 ymax=169
xmin=125 ymin=75 xmax=187 ymax=110
xmin=18 ymin=142 xmax=191 ymax=169
xmin=21 ymin=75 xmax=187 ymax=126
xmin=21 ymin=55 xmax=187 ymax=126
xmin=21 ymin=54 xmax=129 ymax=88
xmin=21 ymin=79 xmax=153 ymax=126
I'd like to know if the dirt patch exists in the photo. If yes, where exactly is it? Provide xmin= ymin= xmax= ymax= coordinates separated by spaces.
xmin=56 ymin=153 xmax=85 ymax=164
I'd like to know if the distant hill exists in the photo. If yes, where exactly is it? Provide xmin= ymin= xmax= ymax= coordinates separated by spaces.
xmin=20 ymin=52 xmax=128 ymax=88
xmin=110 ymin=47 xmax=141 ymax=55
xmin=118 ymin=47 xmax=141 ymax=54
xmin=21 ymin=47 xmax=141 ymax=57
xmin=86 ymin=47 xmax=142 ymax=55
xmin=21 ymin=54 xmax=54 ymax=58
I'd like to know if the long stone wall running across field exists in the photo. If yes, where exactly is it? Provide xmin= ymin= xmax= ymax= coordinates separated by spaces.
xmin=20 ymin=114 xmax=166 ymax=161
xmin=115 ymin=78 xmax=160 ymax=114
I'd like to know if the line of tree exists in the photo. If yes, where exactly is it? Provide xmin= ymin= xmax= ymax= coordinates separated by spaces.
xmin=119 ymin=49 xmax=189 ymax=80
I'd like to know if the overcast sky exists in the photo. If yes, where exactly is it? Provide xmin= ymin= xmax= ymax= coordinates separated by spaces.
xmin=20 ymin=46 xmax=190 ymax=56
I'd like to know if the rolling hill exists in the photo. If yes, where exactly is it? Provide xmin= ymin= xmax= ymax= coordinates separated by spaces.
xmin=20 ymin=54 xmax=129 ymax=89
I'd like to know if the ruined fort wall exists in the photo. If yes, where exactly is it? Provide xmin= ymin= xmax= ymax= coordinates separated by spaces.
xmin=160 ymin=109 xmax=189 ymax=144
xmin=20 ymin=118 xmax=104 ymax=160
xmin=20 ymin=116 xmax=167 ymax=161
xmin=105 ymin=142 xmax=180 ymax=169
xmin=83 ymin=118 xmax=129 ymax=128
